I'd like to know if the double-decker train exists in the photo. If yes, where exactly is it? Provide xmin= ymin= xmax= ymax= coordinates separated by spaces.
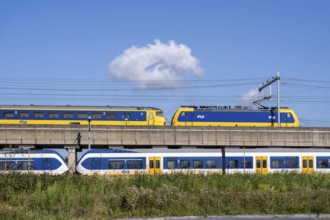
xmin=75 ymin=148 xmax=330 ymax=175
xmin=0 ymin=104 xmax=299 ymax=127
xmin=1 ymin=147 xmax=329 ymax=175
xmin=0 ymin=149 xmax=68 ymax=175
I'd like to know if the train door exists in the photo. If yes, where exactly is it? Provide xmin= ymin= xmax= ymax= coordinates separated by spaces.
xmin=302 ymin=156 xmax=314 ymax=174
xmin=122 ymin=112 xmax=131 ymax=125
xmin=148 ymin=112 xmax=154 ymax=125
xmin=148 ymin=157 xmax=161 ymax=174
xmin=256 ymin=156 xmax=268 ymax=174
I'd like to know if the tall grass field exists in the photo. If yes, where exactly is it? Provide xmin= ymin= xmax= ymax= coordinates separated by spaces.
xmin=0 ymin=173 xmax=330 ymax=219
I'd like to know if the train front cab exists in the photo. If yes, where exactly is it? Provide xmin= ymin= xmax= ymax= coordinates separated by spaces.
xmin=302 ymin=156 xmax=314 ymax=174
xmin=148 ymin=109 xmax=166 ymax=126
xmin=256 ymin=156 xmax=268 ymax=174
xmin=148 ymin=157 xmax=161 ymax=174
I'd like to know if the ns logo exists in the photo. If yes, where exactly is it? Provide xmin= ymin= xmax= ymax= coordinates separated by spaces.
xmin=268 ymin=116 xmax=276 ymax=120
xmin=197 ymin=115 xmax=205 ymax=119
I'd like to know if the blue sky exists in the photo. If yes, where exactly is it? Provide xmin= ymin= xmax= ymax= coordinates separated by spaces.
xmin=0 ymin=1 xmax=330 ymax=126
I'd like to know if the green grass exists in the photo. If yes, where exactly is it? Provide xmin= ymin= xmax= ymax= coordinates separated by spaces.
xmin=0 ymin=173 xmax=330 ymax=219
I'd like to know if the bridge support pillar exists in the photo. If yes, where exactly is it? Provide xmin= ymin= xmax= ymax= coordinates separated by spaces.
xmin=64 ymin=145 xmax=80 ymax=173
xmin=222 ymin=147 xmax=226 ymax=175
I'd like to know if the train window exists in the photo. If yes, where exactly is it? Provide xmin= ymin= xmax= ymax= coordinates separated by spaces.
xmin=272 ymin=160 xmax=283 ymax=168
xmin=16 ymin=161 xmax=34 ymax=170
xmin=156 ymin=111 xmax=163 ymax=116
xmin=121 ymin=113 xmax=130 ymax=120
xmin=318 ymin=160 xmax=328 ymax=168
xmin=287 ymin=158 xmax=298 ymax=168
xmin=48 ymin=112 xmax=59 ymax=119
xmin=33 ymin=112 xmax=44 ymax=119
xmin=106 ymin=112 xmax=117 ymax=120
xmin=206 ymin=160 xmax=216 ymax=168
xmin=127 ymin=160 xmax=142 ymax=169
xmin=257 ymin=160 xmax=261 ymax=168
xmin=156 ymin=160 xmax=160 ymax=169
xmin=180 ymin=160 xmax=190 ymax=169
xmin=309 ymin=160 xmax=313 ymax=168
xmin=180 ymin=112 xmax=185 ymax=117
xmin=149 ymin=113 xmax=153 ymax=120
xmin=263 ymin=160 xmax=267 ymax=168
xmin=193 ymin=160 xmax=203 ymax=169
xmin=63 ymin=112 xmax=74 ymax=119
xmin=149 ymin=160 xmax=154 ymax=169
xmin=287 ymin=113 xmax=291 ymax=118
xmin=167 ymin=160 xmax=177 ymax=169
xmin=228 ymin=160 xmax=238 ymax=169
xmin=0 ymin=162 xmax=5 ymax=170
xmin=92 ymin=112 xmax=103 ymax=119
xmin=109 ymin=160 xmax=124 ymax=169
xmin=303 ymin=160 xmax=307 ymax=168
xmin=18 ymin=112 xmax=29 ymax=119
xmin=242 ymin=160 xmax=252 ymax=169
xmin=0 ymin=161 xmax=15 ymax=170
xmin=77 ymin=112 xmax=88 ymax=119
xmin=3 ymin=112 xmax=15 ymax=119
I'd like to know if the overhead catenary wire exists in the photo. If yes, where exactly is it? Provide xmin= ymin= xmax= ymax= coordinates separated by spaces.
xmin=0 ymin=76 xmax=329 ymax=100
xmin=1 ymin=76 xmax=330 ymax=127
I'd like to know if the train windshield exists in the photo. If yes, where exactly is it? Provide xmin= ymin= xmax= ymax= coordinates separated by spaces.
xmin=156 ymin=111 xmax=163 ymax=117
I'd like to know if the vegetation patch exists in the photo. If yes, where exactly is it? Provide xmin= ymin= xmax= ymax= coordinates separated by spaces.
xmin=0 ymin=173 xmax=330 ymax=219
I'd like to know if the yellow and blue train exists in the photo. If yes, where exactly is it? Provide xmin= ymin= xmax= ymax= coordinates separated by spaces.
xmin=0 ymin=104 xmax=299 ymax=127
xmin=0 ymin=105 xmax=166 ymax=126
xmin=171 ymin=106 xmax=299 ymax=127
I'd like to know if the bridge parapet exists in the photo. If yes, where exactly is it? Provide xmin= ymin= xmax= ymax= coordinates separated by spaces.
xmin=0 ymin=125 xmax=329 ymax=148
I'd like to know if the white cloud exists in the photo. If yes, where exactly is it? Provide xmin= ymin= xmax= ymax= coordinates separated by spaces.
xmin=109 ymin=40 xmax=203 ymax=89
xmin=237 ymin=88 xmax=262 ymax=106
xmin=238 ymin=89 xmax=272 ymax=107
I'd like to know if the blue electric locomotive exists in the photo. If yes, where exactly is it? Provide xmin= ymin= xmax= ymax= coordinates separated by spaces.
xmin=171 ymin=106 xmax=299 ymax=127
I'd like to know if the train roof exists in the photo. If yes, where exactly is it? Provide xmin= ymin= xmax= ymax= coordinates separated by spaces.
xmin=0 ymin=104 xmax=163 ymax=111
xmin=79 ymin=147 xmax=330 ymax=155
xmin=180 ymin=105 xmax=291 ymax=111
xmin=0 ymin=148 xmax=66 ymax=159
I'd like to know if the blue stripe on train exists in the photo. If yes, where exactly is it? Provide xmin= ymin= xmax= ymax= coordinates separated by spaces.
xmin=0 ymin=158 xmax=63 ymax=170
xmin=0 ymin=110 xmax=147 ymax=121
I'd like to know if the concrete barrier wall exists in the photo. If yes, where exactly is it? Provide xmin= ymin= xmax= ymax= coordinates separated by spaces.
xmin=0 ymin=125 xmax=329 ymax=147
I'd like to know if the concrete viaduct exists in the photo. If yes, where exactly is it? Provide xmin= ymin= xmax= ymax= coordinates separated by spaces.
xmin=0 ymin=125 xmax=329 ymax=148
xmin=2 ymin=125 xmax=330 ymax=173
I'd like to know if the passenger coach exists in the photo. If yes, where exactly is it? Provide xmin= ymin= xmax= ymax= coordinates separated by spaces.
xmin=75 ymin=148 xmax=329 ymax=175
xmin=0 ymin=105 xmax=166 ymax=126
